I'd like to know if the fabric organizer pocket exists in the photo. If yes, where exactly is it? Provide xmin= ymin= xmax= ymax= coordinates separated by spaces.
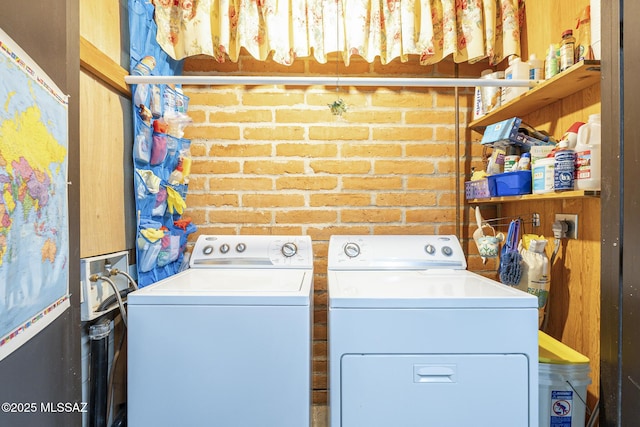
xmin=137 ymin=231 xmax=162 ymax=273
xmin=157 ymin=233 xmax=182 ymax=267
xmin=150 ymin=130 xmax=168 ymax=165
xmin=133 ymin=119 xmax=152 ymax=165
xmin=134 ymin=168 xmax=160 ymax=216
xmin=152 ymin=185 xmax=168 ymax=218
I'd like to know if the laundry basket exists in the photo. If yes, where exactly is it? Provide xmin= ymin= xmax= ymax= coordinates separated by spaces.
xmin=538 ymin=331 xmax=591 ymax=427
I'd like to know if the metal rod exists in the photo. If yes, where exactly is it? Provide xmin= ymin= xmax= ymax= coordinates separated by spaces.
xmin=124 ymin=75 xmax=539 ymax=88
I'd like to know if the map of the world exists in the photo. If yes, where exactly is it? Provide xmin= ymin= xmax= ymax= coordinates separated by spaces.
xmin=0 ymin=28 xmax=70 ymax=360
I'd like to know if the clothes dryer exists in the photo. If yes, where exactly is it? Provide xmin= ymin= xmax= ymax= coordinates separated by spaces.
xmin=128 ymin=235 xmax=313 ymax=427
xmin=328 ymin=235 xmax=538 ymax=427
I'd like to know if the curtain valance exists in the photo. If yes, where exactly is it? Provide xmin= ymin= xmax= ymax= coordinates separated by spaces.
xmin=153 ymin=0 xmax=524 ymax=66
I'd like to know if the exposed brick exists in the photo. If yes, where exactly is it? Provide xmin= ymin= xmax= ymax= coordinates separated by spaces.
xmin=340 ymin=110 xmax=402 ymax=124
xmin=309 ymin=160 xmax=370 ymax=174
xmin=309 ymin=193 xmax=371 ymax=207
xmin=306 ymin=92 xmax=369 ymax=109
xmin=209 ymin=177 xmax=273 ymax=191
xmin=188 ymin=110 xmax=207 ymax=124
xmin=405 ymin=143 xmax=457 ymax=157
xmin=374 ymin=160 xmax=436 ymax=175
xmin=208 ymin=109 xmax=273 ymax=123
xmin=244 ymin=126 xmax=305 ymax=140
xmin=342 ymin=143 xmax=402 ymax=157
xmin=276 ymin=176 xmax=338 ymax=190
xmin=307 ymin=225 xmax=371 ymax=240
xmin=375 ymin=192 xmax=437 ymax=206
xmin=308 ymin=125 xmax=369 ymax=141
xmin=406 ymin=110 xmax=465 ymax=125
xmin=184 ymin=125 xmax=240 ymax=140
xmin=242 ymin=193 xmax=306 ymax=208
xmin=244 ymin=160 xmax=305 ymax=174
xmin=276 ymin=143 xmax=338 ymax=157
xmin=406 ymin=176 xmax=456 ymax=191
xmin=342 ymin=208 xmax=403 ymax=223
xmin=373 ymin=126 xmax=433 ymax=141
xmin=342 ymin=176 xmax=403 ymax=190
xmin=209 ymin=143 xmax=272 ymax=157
xmin=275 ymin=209 xmax=338 ymax=224
xmin=406 ymin=208 xmax=457 ymax=223
xmin=191 ymin=159 xmax=241 ymax=174
xmin=242 ymin=91 xmax=306 ymax=106
xmin=372 ymin=90 xmax=433 ymax=108
xmin=208 ymin=209 xmax=271 ymax=224
xmin=187 ymin=193 xmax=239 ymax=207
xmin=184 ymin=90 xmax=240 ymax=107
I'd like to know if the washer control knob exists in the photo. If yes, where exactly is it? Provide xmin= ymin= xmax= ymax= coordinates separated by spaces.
xmin=424 ymin=244 xmax=436 ymax=255
xmin=203 ymin=245 xmax=214 ymax=256
xmin=219 ymin=243 xmax=230 ymax=254
xmin=442 ymin=246 xmax=453 ymax=256
xmin=344 ymin=242 xmax=361 ymax=258
xmin=236 ymin=243 xmax=246 ymax=253
xmin=281 ymin=242 xmax=298 ymax=257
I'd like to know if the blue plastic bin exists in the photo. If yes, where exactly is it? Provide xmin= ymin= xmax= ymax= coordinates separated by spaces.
xmin=488 ymin=171 xmax=532 ymax=196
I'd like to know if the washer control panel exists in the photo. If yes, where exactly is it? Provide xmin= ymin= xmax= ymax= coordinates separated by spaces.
xmin=190 ymin=235 xmax=313 ymax=268
xmin=328 ymin=235 xmax=466 ymax=270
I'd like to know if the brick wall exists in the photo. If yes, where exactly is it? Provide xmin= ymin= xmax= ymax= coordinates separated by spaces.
xmin=182 ymin=53 xmax=490 ymax=405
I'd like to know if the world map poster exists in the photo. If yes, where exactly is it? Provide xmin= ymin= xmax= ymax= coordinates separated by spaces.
xmin=0 ymin=27 xmax=70 ymax=361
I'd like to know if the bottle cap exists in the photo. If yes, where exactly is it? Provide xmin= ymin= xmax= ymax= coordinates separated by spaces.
xmin=562 ymin=29 xmax=573 ymax=38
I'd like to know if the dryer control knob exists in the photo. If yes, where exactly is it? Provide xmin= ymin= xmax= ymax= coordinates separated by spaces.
xmin=424 ymin=244 xmax=436 ymax=255
xmin=236 ymin=243 xmax=246 ymax=253
xmin=344 ymin=242 xmax=361 ymax=258
xmin=442 ymin=246 xmax=453 ymax=256
xmin=203 ymin=245 xmax=214 ymax=256
xmin=220 ymin=243 xmax=230 ymax=254
xmin=281 ymin=242 xmax=298 ymax=257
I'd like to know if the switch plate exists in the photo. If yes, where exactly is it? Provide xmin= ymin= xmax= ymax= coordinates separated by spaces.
xmin=555 ymin=214 xmax=578 ymax=239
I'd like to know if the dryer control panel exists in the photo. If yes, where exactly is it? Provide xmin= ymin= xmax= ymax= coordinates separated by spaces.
xmin=190 ymin=235 xmax=313 ymax=269
xmin=328 ymin=235 xmax=467 ymax=271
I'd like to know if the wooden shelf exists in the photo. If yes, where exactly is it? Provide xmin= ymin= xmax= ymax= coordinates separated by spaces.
xmin=469 ymin=60 xmax=601 ymax=130
xmin=468 ymin=189 xmax=600 ymax=204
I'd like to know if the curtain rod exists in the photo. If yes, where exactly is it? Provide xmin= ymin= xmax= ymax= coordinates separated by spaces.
xmin=124 ymin=75 xmax=538 ymax=88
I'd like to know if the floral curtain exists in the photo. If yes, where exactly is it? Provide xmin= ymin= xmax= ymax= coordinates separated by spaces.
xmin=153 ymin=0 xmax=524 ymax=66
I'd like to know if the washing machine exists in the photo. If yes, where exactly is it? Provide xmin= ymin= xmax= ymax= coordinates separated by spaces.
xmin=128 ymin=235 xmax=313 ymax=427
xmin=328 ymin=235 xmax=538 ymax=427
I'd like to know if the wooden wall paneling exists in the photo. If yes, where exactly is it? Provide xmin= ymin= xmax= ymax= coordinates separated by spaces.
xmin=79 ymin=71 xmax=134 ymax=258
xmin=498 ymin=197 xmax=600 ymax=408
xmin=79 ymin=0 xmax=128 ymax=67
xmin=522 ymin=0 xmax=591 ymax=61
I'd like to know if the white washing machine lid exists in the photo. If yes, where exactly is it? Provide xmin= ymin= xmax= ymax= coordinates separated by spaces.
xmin=128 ymin=268 xmax=312 ymax=306
xmin=328 ymin=269 xmax=537 ymax=309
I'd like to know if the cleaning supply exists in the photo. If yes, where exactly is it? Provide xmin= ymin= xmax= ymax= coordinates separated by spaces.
xmin=560 ymin=29 xmax=576 ymax=71
xmin=499 ymin=219 xmax=523 ymax=286
xmin=166 ymin=186 xmax=187 ymax=215
xmin=545 ymin=44 xmax=559 ymax=79
xmin=168 ymin=159 xmax=184 ymax=185
xmin=575 ymin=6 xmax=594 ymax=62
xmin=528 ymin=53 xmax=544 ymax=81
xmin=554 ymin=141 xmax=576 ymax=191
xmin=503 ymin=145 xmax=521 ymax=172
xmin=502 ymin=56 xmax=530 ymax=104
xmin=574 ymin=113 xmax=602 ymax=190
xmin=532 ymin=157 xmax=555 ymax=194
xmin=538 ymin=332 xmax=591 ymax=427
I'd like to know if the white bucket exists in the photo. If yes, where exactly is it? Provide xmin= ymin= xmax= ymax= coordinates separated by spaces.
xmin=539 ymin=362 xmax=591 ymax=427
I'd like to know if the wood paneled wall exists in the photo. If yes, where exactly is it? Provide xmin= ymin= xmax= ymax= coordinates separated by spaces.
xmin=79 ymin=0 xmax=134 ymax=257
xmin=476 ymin=0 xmax=601 ymax=408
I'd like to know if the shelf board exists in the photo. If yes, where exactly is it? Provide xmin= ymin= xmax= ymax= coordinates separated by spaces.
xmin=468 ymin=190 xmax=600 ymax=204
xmin=469 ymin=60 xmax=601 ymax=130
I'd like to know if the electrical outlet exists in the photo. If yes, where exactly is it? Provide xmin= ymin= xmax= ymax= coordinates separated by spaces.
xmin=555 ymin=214 xmax=579 ymax=239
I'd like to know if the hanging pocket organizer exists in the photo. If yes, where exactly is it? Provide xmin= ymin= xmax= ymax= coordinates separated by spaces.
xmin=129 ymin=1 xmax=196 ymax=288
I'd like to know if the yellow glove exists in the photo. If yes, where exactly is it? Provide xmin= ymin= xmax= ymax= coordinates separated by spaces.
xmin=140 ymin=227 xmax=164 ymax=243
xmin=166 ymin=186 xmax=186 ymax=215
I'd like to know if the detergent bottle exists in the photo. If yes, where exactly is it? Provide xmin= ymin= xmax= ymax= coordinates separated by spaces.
xmin=574 ymin=113 xmax=601 ymax=191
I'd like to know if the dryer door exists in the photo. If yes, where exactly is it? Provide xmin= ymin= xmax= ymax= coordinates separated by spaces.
xmin=341 ymin=353 xmax=529 ymax=427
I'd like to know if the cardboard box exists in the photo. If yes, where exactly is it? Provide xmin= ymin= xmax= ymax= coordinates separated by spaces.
xmin=481 ymin=117 xmax=553 ymax=150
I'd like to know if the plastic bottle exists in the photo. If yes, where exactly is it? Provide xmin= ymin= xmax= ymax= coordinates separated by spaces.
xmin=560 ymin=29 xmax=576 ymax=71
xmin=502 ymin=56 xmax=530 ymax=104
xmin=553 ymin=141 xmax=576 ymax=191
xmin=574 ymin=113 xmax=601 ymax=190
xmin=504 ymin=145 xmax=521 ymax=172
xmin=517 ymin=152 xmax=531 ymax=171
xmin=168 ymin=159 xmax=184 ymax=185
xmin=545 ymin=44 xmax=559 ymax=79
xmin=575 ymin=6 xmax=594 ymax=62
xmin=528 ymin=54 xmax=544 ymax=81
